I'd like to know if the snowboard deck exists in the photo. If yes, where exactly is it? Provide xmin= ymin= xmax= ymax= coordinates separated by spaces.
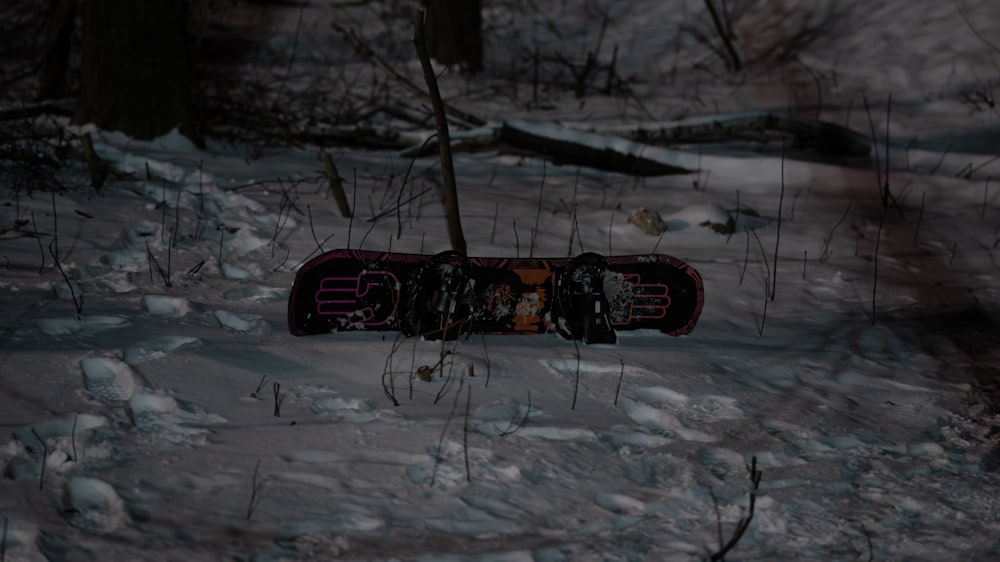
xmin=288 ymin=249 xmax=704 ymax=339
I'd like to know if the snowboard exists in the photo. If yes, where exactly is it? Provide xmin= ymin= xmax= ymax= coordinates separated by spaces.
xmin=287 ymin=249 xmax=703 ymax=342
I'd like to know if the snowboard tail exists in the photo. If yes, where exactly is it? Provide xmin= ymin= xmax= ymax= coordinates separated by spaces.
xmin=288 ymin=249 xmax=704 ymax=341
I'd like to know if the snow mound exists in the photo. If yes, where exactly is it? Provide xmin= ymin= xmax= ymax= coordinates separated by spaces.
xmin=80 ymin=357 xmax=137 ymax=401
xmin=143 ymin=294 xmax=190 ymax=317
xmin=62 ymin=477 xmax=128 ymax=534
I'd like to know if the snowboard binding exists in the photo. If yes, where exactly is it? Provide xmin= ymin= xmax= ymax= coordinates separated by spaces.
xmin=401 ymin=251 xmax=475 ymax=341
xmin=553 ymin=252 xmax=617 ymax=344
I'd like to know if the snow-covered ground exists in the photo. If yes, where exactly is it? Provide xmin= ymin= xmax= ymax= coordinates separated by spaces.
xmin=2 ymin=1 xmax=1000 ymax=560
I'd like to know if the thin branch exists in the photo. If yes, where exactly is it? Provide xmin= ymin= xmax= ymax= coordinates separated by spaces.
xmin=412 ymin=5 xmax=467 ymax=255
xmin=332 ymin=23 xmax=485 ymax=127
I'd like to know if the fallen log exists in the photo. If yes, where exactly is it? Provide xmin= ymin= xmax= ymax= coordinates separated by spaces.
xmin=597 ymin=111 xmax=871 ymax=156
xmin=498 ymin=119 xmax=694 ymax=176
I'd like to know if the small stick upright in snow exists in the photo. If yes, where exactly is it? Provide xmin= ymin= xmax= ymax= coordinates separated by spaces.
xmin=320 ymin=152 xmax=352 ymax=218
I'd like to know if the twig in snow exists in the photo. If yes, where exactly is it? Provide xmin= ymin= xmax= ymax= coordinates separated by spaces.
xmin=818 ymin=202 xmax=852 ymax=263
xmin=463 ymin=383 xmax=472 ymax=483
xmin=70 ymin=414 xmax=78 ymax=461
xmin=145 ymin=241 xmax=171 ymax=287
xmin=982 ymin=177 xmax=991 ymax=220
xmin=750 ymin=229 xmax=770 ymax=336
xmin=929 ymin=143 xmax=951 ymax=175
xmin=50 ymin=192 xmax=59 ymax=263
xmin=395 ymin=135 xmax=436 ymax=239
xmin=188 ymin=260 xmax=205 ymax=277
xmin=862 ymin=95 xmax=884 ymax=207
xmin=481 ymin=335 xmax=493 ymax=388
xmin=771 ymin=142 xmax=785 ymax=302
xmin=270 ymin=187 xmax=294 ymax=258
xmin=614 ymin=359 xmax=625 ymax=405
xmin=709 ymin=456 xmax=763 ymax=561
xmin=571 ymin=339 xmax=582 ymax=410
xmin=272 ymin=382 xmax=284 ymax=417
xmin=513 ymin=220 xmax=520 ymax=258
xmin=195 ymin=162 xmax=205 ymax=240
xmin=246 ymin=459 xmax=265 ymax=519
xmin=530 ymin=162 xmax=546 ymax=258
xmin=490 ymin=201 xmax=499 ymax=245
xmin=49 ymin=239 xmax=81 ymax=317
xmin=31 ymin=428 xmax=47 ymax=490
xmin=652 ymin=228 xmax=666 ymax=255
xmin=249 ymin=375 xmax=267 ymax=398
xmin=709 ymin=488 xmax=724 ymax=552
xmin=320 ymin=152 xmax=352 ymax=219
xmin=306 ymin=204 xmax=325 ymax=254
xmin=496 ymin=393 xmax=532 ymax=437
xmin=870 ymin=212 xmax=885 ymax=325
xmin=608 ymin=212 xmax=614 ymax=256
xmin=739 ymin=230 xmax=750 ymax=285
xmin=381 ymin=333 xmax=406 ymax=406
xmin=32 ymin=212 xmax=45 ymax=273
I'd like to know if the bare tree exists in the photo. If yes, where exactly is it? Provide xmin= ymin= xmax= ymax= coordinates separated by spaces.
xmin=422 ymin=0 xmax=482 ymax=72
xmin=73 ymin=0 xmax=201 ymax=146
xmin=37 ymin=0 xmax=76 ymax=100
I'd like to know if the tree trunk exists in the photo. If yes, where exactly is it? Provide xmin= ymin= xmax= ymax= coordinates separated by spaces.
xmin=73 ymin=0 xmax=201 ymax=145
xmin=37 ymin=0 xmax=77 ymax=100
xmin=422 ymin=0 xmax=482 ymax=72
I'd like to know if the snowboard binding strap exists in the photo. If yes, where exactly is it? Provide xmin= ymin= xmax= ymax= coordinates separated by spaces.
xmin=402 ymin=251 xmax=475 ymax=341
xmin=553 ymin=252 xmax=617 ymax=344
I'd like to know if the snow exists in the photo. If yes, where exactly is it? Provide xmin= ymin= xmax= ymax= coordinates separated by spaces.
xmin=2 ymin=0 xmax=1000 ymax=560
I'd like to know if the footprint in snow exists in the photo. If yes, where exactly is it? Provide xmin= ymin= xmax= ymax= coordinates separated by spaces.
xmin=80 ymin=356 xmax=137 ymax=402
xmin=223 ymin=285 xmax=288 ymax=303
xmin=36 ymin=315 xmax=129 ymax=336
xmin=127 ymin=389 xmax=227 ymax=444
xmin=307 ymin=396 xmax=385 ymax=423
xmin=143 ymin=294 xmax=190 ymax=317
xmin=213 ymin=309 xmax=267 ymax=333
xmin=123 ymin=335 xmax=201 ymax=364
xmin=4 ymin=414 xmax=108 ymax=482
xmin=62 ymin=476 xmax=128 ymax=534
xmin=620 ymin=386 xmax=744 ymax=443
xmin=0 ymin=518 xmax=44 ymax=561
